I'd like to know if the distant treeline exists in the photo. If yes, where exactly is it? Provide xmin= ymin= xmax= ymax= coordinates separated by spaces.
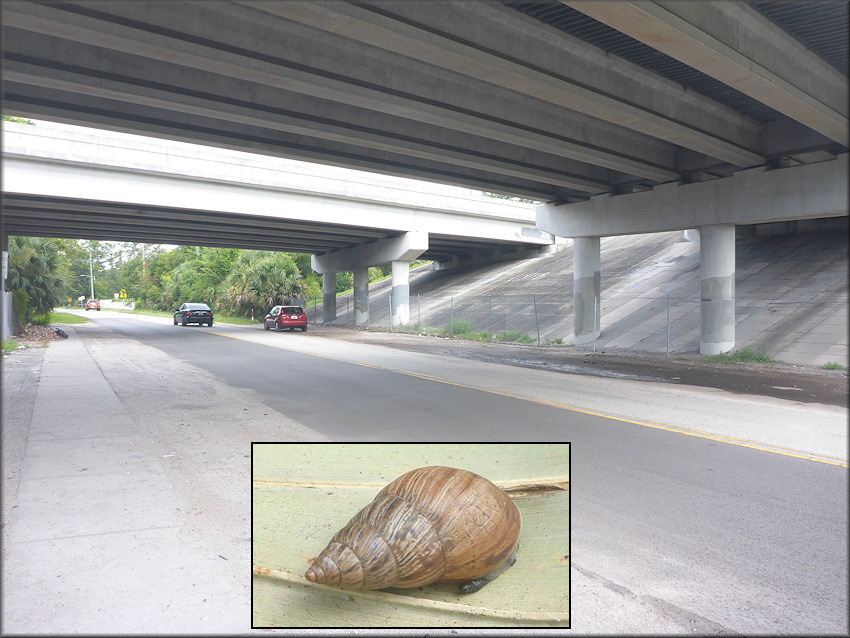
xmin=6 ymin=237 xmax=400 ymax=318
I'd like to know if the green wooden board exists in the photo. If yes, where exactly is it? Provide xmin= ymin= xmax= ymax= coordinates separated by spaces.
xmin=252 ymin=443 xmax=569 ymax=628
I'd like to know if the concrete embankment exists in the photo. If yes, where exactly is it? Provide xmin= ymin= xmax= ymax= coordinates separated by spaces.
xmin=338 ymin=227 xmax=847 ymax=368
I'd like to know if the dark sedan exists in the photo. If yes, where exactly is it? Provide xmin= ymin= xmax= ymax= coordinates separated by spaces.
xmin=174 ymin=302 xmax=214 ymax=326
xmin=264 ymin=305 xmax=308 ymax=332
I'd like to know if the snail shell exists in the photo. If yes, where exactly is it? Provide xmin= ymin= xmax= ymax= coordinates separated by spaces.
xmin=304 ymin=466 xmax=521 ymax=590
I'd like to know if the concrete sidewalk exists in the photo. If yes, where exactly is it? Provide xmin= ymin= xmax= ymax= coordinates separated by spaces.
xmin=1 ymin=327 xmax=269 ymax=634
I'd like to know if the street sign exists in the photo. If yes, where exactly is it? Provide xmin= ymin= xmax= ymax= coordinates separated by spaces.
xmin=120 ymin=289 xmax=127 ymax=298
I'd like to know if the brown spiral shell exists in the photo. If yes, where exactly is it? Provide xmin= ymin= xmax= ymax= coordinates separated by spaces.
xmin=304 ymin=466 xmax=521 ymax=590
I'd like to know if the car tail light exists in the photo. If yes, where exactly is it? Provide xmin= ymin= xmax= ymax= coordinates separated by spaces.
xmin=186 ymin=311 xmax=193 ymax=316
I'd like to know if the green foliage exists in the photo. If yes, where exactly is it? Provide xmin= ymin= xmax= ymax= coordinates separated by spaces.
xmin=2 ymin=115 xmax=35 ymax=125
xmin=336 ymin=272 xmax=352 ymax=294
xmin=222 ymin=251 xmax=307 ymax=317
xmin=369 ymin=265 xmax=391 ymax=283
xmin=446 ymin=318 xmax=475 ymax=335
xmin=49 ymin=311 xmax=88 ymax=324
xmin=493 ymin=330 xmax=536 ymax=344
xmin=7 ymin=236 xmax=64 ymax=316
xmin=703 ymin=346 xmax=775 ymax=363
xmin=823 ymin=362 xmax=845 ymax=370
xmin=482 ymin=191 xmax=541 ymax=205
xmin=3 ymin=340 xmax=21 ymax=354
xmin=30 ymin=312 xmax=51 ymax=327
xmin=5 ymin=237 xmax=406 ymax=321
xmin=11 ymin=289 xmax=31 ymax=327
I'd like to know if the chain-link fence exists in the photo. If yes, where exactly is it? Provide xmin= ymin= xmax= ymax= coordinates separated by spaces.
xmin=301 ymin=289 xmax=846 ymax=367
xmin=365 ymin=293 xmax=571 ymax=345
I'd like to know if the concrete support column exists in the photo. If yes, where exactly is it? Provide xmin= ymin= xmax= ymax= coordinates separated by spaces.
xmin=1 ymin=232 xmax=11 ymax=341
xmin=699 ymin=224 xmax=735 ymax=355
xmin=573 ymin=236 xmax=601 ymax=346
xmin=322 ymin=272 xmax=337 ymax=324
xmin=390 ymin=260 xmax=410 ymax=327
xmin=353 ymin=267 xmax=369 ymax=327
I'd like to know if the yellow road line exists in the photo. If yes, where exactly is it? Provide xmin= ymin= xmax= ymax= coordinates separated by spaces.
xmin=208 ymin=330 xmax=848 ymax=468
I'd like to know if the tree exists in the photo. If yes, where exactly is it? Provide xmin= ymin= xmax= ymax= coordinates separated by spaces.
xmin=6 ymin=236 xmax=64 ymax=317
xmin=223 ymin=251 xmax=307 ymax=317
xmin=2 ymin=115 xmax=35 ymax=125
xmin=482 ymin=191 xmax=541 ymax=205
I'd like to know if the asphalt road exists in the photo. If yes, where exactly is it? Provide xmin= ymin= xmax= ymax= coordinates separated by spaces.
xmin=40 ymin=313 xmax=850 ymax=632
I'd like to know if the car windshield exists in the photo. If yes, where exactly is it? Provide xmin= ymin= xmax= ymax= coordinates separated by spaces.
xmin=282 ymin=307 xmax=303 ymax=314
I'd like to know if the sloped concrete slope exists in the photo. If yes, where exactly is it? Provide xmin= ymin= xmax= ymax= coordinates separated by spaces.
xmin=362 ymin=229 xmax=847 ymax=367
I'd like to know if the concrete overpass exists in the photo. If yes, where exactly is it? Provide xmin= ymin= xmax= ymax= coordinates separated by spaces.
xmin=1 ymin=1 xmax=848 ymax=353
xmin=2 ymin=120 xmax=553 ymax=328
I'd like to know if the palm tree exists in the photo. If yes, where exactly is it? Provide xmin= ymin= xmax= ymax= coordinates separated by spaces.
xmin=224 ymin=252 xmax=306 ymax=317
xmin=7 ymin=236 xmax=64 ymax=316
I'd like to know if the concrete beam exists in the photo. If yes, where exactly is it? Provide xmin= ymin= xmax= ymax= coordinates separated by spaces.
xmin=537 ymin=154 xmax=848 ymax=238
xmin=311 ymin=232 xmax=429 ymax=274
xmin=1 ymin=2 xmax=679 ymax=183
xmin=568 ymin=1 xmax=848 ymax=145
xmin=257 ymin=0 xmax=762 ymax=167
xmin=0 ymin=62 xmax=606 ymax=194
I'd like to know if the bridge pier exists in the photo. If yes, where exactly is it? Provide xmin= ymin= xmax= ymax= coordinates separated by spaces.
xmin=573 ymin=236 xmax=601 ymax=346
xmin=391 ymin=260 xmax=411 ymax=327
xmin=312 ymin=231 xmax=428 ymax=329
xmin=699 ymin=224 xmax=736 ymax=355
xmin=353 ymin=267 xmax=370 ymax=327
xmin=322 ymin=272 xmax=337 ymax=324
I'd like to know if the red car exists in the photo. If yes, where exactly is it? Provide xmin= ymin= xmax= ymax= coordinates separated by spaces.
xmin=85 ymin=299 xmax=100 ymax=311
xmin=264 ymin=305 xmax=308 ymax=332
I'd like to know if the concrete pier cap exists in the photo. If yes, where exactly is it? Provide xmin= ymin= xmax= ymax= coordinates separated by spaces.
xmin=311 ymin=231 xmax=428 ymax=326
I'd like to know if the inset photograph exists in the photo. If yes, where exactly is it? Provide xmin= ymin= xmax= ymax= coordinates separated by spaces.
xmin=252 ymin=442 xmax=570 ymax=628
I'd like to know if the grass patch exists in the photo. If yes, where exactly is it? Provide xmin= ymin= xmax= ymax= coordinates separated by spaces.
xmin=444 ymin=318 xmax=475 ymax=335
xmin=703 ymin=346 xmax=775 ymax=364
xmin=544 ymin=337 xmax=569 ymax=346
xmin=455 ymin=331 xmax=491 ymax=342
xmin=50 ymin=311 xmax=89 ymax=324
xmin=387 ymin=322 xmax=489 ymax=342
xmin=823 ymin=362 xmax=845 ymax=370
xmin=3 ymin=339 xmax=21 ymax=354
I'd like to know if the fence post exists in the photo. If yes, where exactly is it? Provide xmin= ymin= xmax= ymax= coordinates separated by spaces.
xmin=533 ymin=294 xmax=540 ymax=346
xmin=666 ymin=293 xmax=670 ymax=357
xmin=388 ymin=294 xmax=393 ymax=332
xmin=593 ymin=296 xmax=597 ymax=353
xmin=418 ymin=294 xmax=421 ymax=331
xmin=450 ymin=297 xmax=454 ymax=337
xmin=488 ymin=295 xmax=492 ymax=341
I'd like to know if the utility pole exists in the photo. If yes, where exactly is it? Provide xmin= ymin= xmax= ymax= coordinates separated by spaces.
xmin=89 ymin=251 xmax=95 ymax=299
